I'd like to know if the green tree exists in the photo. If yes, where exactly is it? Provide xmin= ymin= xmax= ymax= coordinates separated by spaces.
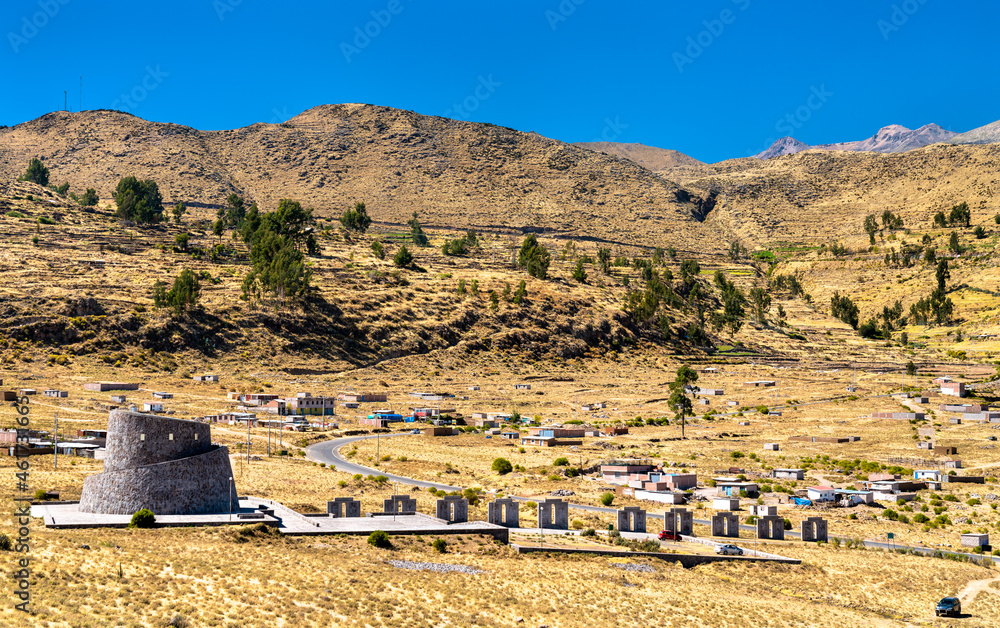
xmin=863 ymin=214 xmax=878 ymax=245
xmin=489 ymin=290 xmax=500 ymax=312
xmin=212 ymin=219 xmax=225 ymax=241
xmin=597 ymin=247 xmax=611 ymax=273
xmin=408 ymin=211 xmax=429 ymax=247
xmin=728 ymin=240 xmax=745 ymax=261
xmin=906 ymin=361 xmax=917 ymax=376
xmin=22 ymin=157 xmax=49 ymax=186
xmin=667 ymin=365 xmax=699 ymax=439
xmin=749 ymin=287 xmax=771 ymax=324
xmin=174 ymin=233 xmax=190 ymax=252
xmin=572 ymin=258 xmax=587 ymax=282
xmin=933 ymin=211 xmax=947 ymax=228
xmin=936 ymin=259 xmax=950 ymax=291
xmin=831 ymin=292 xmax=860 ymax=329
xmin=171 ymin=201 xmax=185 ymax=223
xmin=599 ymin=492 xmax=615 ymax=507
xmin=680 ymin=259 xmax=700 ymax=287
xmin=80 ymin=188 xmax=99 ymax=207
xmin=393 ymin=245 xmax=413 ymax=267
xmin=224 ymin=193 xmax=246 ymax=226
xmin=168 ymin=269 xmax=201 ymax=315
xmin=55 ymin=182 xmax=70 ymax=197
xmin=491 ymin=458 xmax=513 ymax=475
xmin=114 ymin=176 xmax=163 ymax=223
xmin=512 ymin=279 xmax=527 ymax=305
xmin=948 ymin=231 xmax=962 ymax=253
xmin=948 ymin=201 xmax=971 ymax=227
xmin=973 ymin=225 xmax=986 ymax=239
xmin=371 ymin=240 xmax=385 ymax=259
xmin=340 ymin=201 xmax=371 ymax=232
xmin=517 ymin=233 xmax=551 ymax=279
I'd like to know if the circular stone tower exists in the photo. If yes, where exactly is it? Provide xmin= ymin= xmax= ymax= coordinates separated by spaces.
xmin=79 ymin=410 xmax=238 ymax=515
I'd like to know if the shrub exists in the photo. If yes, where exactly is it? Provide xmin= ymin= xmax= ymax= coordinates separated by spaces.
xmin=367 ymin=530 xmax=391 ymax=549
xmin=600 ymin=492 xmax=615 ymax=507
xmin=882 ymin=509 xmax=899 ymax=521
xmin=581 ymin=528 xmax=597 ymax=537
xmin=115 ymin=176 xmax=163 ymax=223
xmin=23 ymin=157 xmax=49 ymax=186
xmin=393 ymin=245 xmax=414 ymax=267
xmin=81 ymin=188 xmax=99 ymax=207
xmin=0 ymin=533 xmax=11 ymax=551
xmin=128 ymin=508 xmax=156 ymax=529
xmin=38 ymin=216 xmax=56 ymax=225
xmin=553 ymin=457 xmax=569 ymax=466
xmin=782 ymin=518 xmax=792 ymax=530
xmin=491 ymin=457 xmax=513 ymax=475
xmin=564 ymin=466 xmax=579 ymax=478
xmin=340 ymin=201 xmax=371 ymax=232
xmin=431 ymin=538 xmax=447 ymax=553
xmin=33 ymin=489 xmax=49 ymax=501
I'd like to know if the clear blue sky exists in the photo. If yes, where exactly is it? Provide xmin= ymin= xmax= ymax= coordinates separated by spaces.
xmin=2 ymin=0 xmax=997 ymax=162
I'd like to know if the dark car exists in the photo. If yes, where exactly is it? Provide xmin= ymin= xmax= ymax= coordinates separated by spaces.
xmin=658 ymin=530 xmax=681 ymax=541
xmin=936 ymin=597 xmax=961 ymax=617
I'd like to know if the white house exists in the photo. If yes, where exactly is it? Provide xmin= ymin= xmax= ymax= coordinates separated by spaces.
xmin=806 ymin=486 xmax=835 ymax=502
xmin=143 ymin=402 xmax=164 ymax=413
xmin=914 ymin=469 xmax=942 ymax=482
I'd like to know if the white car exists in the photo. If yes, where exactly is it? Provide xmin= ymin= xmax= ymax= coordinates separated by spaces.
xmin=715 ymin=544 xmax=744 ymax=556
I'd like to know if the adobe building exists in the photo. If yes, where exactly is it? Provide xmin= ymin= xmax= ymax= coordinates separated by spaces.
xmin=79 ymin=410 xmax=238 ymax=516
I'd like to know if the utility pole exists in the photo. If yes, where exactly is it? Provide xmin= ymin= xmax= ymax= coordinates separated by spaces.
xmin=53 ymin=413 xmax=58 ymax=470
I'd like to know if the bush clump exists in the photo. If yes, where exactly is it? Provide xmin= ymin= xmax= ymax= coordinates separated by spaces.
xmin=491 ymin=457 xmax=513 ymax=475
xmin=128 ymin=508 xmax=156 ymax=529
xmin=431 ymin=538 xmax=447 ymax=553
xmin=368 ymin=530 xmax=391 ymax=549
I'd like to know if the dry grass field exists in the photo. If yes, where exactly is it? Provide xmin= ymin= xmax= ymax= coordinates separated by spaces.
xmin=0 ymin=525 xmax=996 ymax=628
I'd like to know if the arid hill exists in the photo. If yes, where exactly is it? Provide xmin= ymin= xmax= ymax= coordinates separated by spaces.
xmin=0 ymin=106 xmax=723 ymax=251
xmin=684 ymin=142 xmax=1000 ymax=247
xmin=572 ymin=141 xmax=715 ymax=183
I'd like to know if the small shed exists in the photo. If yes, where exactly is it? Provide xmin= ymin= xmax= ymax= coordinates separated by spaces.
xmin=773 ymin=468 xmax=804 ymax=480
xmin=806 ymin=486 xmax=835 ymax=502
xmin=763 ymin=443 xmax=779 ymax=451
xmin=961 ymin=533 xmax=989 ymax=548
xmin=712 ymin=497 xmax=740 ymax=511
xmin=914 ymin=469 xmax=941 ymax=481
xmin=110 ymin=395 xmax=127 ymax=403
xmin=143 ymin=402 xmax=164 ymax=413
xmin=152 ymin=392 xmax=173 ymax=400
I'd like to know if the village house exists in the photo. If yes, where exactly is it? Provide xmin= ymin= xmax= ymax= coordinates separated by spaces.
xmin=806 ymin=486 xmax=835 ymax=502
xmin=601 ymin=463 xmax=658 ymax=485
xmin=42 ymin=390 xmax=68 ymax=398
xmin=772 ymin=468 xmax=805 ymax=480
xmin=193 ymin=374 xmax=219 ymax=382
xmin=521 ymin=426 xmax=585 ymax=447
xmin=337 ymin=392 xmax=388 ymax=403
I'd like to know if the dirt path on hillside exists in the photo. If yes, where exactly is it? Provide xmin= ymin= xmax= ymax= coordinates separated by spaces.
xmin=957 ymin=574 xmax=1000 ymax=606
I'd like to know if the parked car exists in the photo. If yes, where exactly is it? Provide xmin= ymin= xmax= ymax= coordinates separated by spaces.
xmin=658 ymin=530 xmax=681 ymax=541
xmin=935 ymin=597 xmax=961 ymax=617
xmin=410 ymin=429 xmax=420 ymax=434
xmin=715 ymin=544 xmax=744 ymax=556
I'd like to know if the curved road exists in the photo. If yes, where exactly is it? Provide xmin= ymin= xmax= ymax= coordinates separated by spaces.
xmin=306 ymin=432 xmax=464 ymax=491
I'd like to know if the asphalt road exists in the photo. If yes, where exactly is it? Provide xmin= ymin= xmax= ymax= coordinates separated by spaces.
xmin=305 ymin=432 xmax=999 ymax=563
xmin=305 ymin=432 xmax=464 ymax=491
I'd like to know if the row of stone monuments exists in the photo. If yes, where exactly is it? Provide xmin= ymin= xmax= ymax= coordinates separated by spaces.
xmin=326 ymin=496 xmax=828 ymax=541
